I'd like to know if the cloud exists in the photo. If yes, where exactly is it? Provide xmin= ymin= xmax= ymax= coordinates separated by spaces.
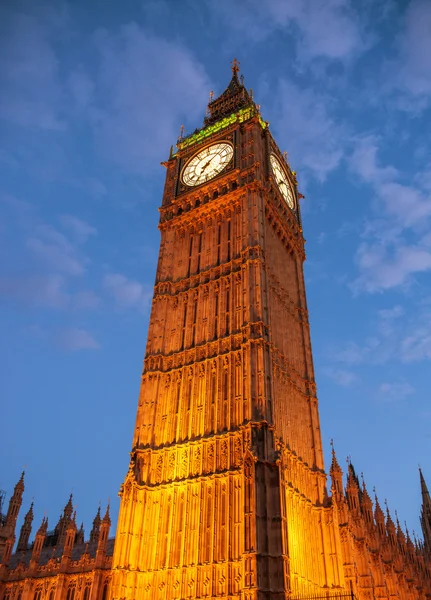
xmin=0 ymin=274 xmax=69 ymax=309
xmin=270 ymin=78 xmax=344 ymax=182
xmin=321 ymin=367 xmax=359 ymax=387
xmin=0 ymin=5 xmax=67 ymax=130
xmin=55 ymin=327 xmax=100 ymax=351
xmin=350 ymin=136 xmax=431 ymax=293
xmin=333 ymin=303 xmax=431 ymax=366
xmin=400 ymin=327 xmax=431 ymax=362
xmin=26 ymin=224 xmax=86 ymax=276
xmin=59 ymin=215 xmax=97 ymax=243
xmin=389 ymin=0 xmax=431 ymax=109
xmin=379 ymin=380 xmax=415 ymax=401
xmin=211 ymin=0 xmax=368 ymax=63
xmin=87 ymin=24 xmax=210 ymax=173
xmin=267 ymin=0 xmax=368 ymax=62
xmin=103 ymin=273 xmax=151 ymax=312
xmin=0 ymin=274 xmax=100 ymax=311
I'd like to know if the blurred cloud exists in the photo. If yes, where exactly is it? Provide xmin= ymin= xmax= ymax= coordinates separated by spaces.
xmin=103 ymin=272 xmax=151 ymax=312
xmin=270 ymin=78 xmax=344 ymax=182
xmin=350 ymin=136 xmax=431 ymax=293
xmin=379 ymin=380 xmax=415 ymax=401
xmin=211 ymin=0 xmax=369 ymax=63
xmin=321 ymin=366 xmax=359 ymax=387
xmin=55 ymin=327 xmax=101 ymax=351
xmin=389 ymin=0 xmax=431 ymax=110
xmin=59 ymin=215 xmax=97 ymax=243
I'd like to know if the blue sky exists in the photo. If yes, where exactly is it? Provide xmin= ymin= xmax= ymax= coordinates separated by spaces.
xmin=1 ymin=0 xmax=430 ymax=542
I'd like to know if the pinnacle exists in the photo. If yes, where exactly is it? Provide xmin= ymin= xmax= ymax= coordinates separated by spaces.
xmin=420 ymin=468 xmax=430 ymax=500
xmin=330 ymin=440 xmax=342 ymax=473
xmin=15 ymin=471 xmax=25 ymax=493
xmin=102 ymin=503 xmax=111 ymax=525
xmin=24 ymin=502 xmax=34 ymax=521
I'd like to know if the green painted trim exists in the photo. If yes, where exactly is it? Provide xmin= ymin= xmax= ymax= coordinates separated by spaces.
xmin=177 ymin=106 xmax=267 ymax=151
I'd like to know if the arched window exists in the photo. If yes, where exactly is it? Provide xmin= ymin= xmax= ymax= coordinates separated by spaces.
xmin=102 ymin=583 xmax=108 ymax=600
xmin=83 ymin=586 xmax=90 ymax=600
xmin=49 ymin=590 xmax=55 ymax=600
xmin=33 ymin=590 xmax=42 ymax=600
xmin=66 ymin=586 xmax=75 ymax=600
xmin=17 ymin=591 xmax=22 ymax=600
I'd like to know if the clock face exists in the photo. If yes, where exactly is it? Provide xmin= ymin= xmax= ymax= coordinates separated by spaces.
xmin=270 ymin=153 xmax=295 ymax=210
xmin=182 ymin=142 xmax=234 ymax=187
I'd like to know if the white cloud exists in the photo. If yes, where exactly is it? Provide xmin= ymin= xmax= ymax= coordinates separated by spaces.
xmin=26 ymin=224 xmax=86 ymax=276
xmin=211 ymin=0 xmax=368 ymax=63
xmin=350 ymin=136 xmax=431 ymax=293
xmin=88 ymin=24 xmax=210 ymax=173
xmin=322 ymin=366 xmax=359 ymax=387
xmin=103 ymin=273 xmax=151 ymax=312
xmin=390 ymin=0 xmax=431 ymax=109
xmin=267 ymin=0 xmax=368 ymax=62
xmin=59 ymin=215 xmax=97 ymax=243
xmin=55 ymin=327 xmax=100 ymax=351
xmin=0 ymin=274 xmax=100 ymax=311
xmin=379 ymin=380 xmax=415 ymax=401
xmin=271 ymin=78 xmax=344 ymax=182
xmin=333 ymin=303 xmax=431 ymax=366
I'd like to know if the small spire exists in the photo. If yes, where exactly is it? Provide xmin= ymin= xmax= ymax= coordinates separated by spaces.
xmin=25 ymin=502 xmax=34 ymax=521
xmin=102 ymin=503 xmax=111 ymax=525
xmin=64 ymin=493 xmax=73 ymax=518
xmin=329 ymin=439 xmax=342 ymax=473
xmin=16 ymin=471 xmax=25 ymax=492
xmin=420 ymin=467 xmax=430 ymax=499
xmin=231 ymin=57 xmax=240 ymax=77
xmin=37 ymin=517 xmax=48 ymax=535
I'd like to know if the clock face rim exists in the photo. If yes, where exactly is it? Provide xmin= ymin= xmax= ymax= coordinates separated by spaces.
xmin=270 ymin=153 xmax=295 ymax=210
xmin=181 ymin=141 xmax=234 ymax=187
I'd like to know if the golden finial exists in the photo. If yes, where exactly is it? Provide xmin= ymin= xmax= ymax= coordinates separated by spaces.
xmin=231 ymin=58 xmax=240 ymax=76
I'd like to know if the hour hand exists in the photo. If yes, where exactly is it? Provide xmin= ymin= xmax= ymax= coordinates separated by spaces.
xmin=201 ymin=160 xmax=212 ymax=172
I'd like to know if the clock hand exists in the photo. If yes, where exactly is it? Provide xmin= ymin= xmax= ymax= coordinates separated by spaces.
xmin=201 ymin=159 xmax=212 ymax=172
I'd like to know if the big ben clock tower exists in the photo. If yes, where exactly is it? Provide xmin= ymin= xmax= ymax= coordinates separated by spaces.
xmin=111 ymin=61 xmax=345 ymax=599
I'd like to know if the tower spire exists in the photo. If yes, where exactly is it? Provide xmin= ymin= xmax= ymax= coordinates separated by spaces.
xmin=203 ymin=60 xmax=254 ymax=126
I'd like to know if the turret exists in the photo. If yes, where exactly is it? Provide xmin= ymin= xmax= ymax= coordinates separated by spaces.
xmin=374 ymin=494 xmax=386 ymax=539
xmin=0 ymin=472 xmax=25 ymax=565
xmin=55 ymin=493 xmax=73 ymax=545
xmin=76 ymin=522 xmax=85 ymax=545
xmin=62 ymin=512 xmax=77 ymax=559
xmin=360 ymin=477 xmax=374 ymax=527
xmin=329 ymin=442 xmax=344 ymax=501
xmin=31 ymin=517 xmax=48 ymax=564
xmin=5 ymin=471 xmax=25 ymax=531
xmin=346 ymin=462 xmax=361 ymax=517
xmin=17 ymin=502 xmax=34 ymax=551
xmin=96 ymin=504 xmax=111 ymax=566
xmin=90 ymin=506 xmax=101 ymax=544
xmin=386 ymin=505 xmax=397 ymax=548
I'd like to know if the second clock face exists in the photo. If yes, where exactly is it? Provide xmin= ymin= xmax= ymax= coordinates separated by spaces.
xmin=182 ymin=142 xmax=233 ymax=187
xmin=270 ymin=153 xmax=295 ymax=210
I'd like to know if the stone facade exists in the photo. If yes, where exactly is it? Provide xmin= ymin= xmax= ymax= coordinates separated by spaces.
xmin=0 ymin=484 xmax=112 ymax=600
xmin=1 ymin=63 xmax=431 ymax=600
